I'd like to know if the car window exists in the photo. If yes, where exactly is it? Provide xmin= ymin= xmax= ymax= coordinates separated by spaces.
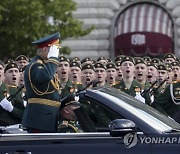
xmin=79 ymin=98 xmax=121 ymax=131
xmin=97 ymin=87 xmax=180 ymax=131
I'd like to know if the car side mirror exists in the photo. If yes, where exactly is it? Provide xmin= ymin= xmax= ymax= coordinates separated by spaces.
xmin=109 ymin=119 xmax=136 ymax=137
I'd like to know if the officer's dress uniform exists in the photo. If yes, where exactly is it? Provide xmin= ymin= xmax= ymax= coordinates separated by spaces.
xmin=0 ymin=83 xmax=24 ymax=126
xmin=152 ymin=81 xmax=180 ymax=123
xmin=22 ymin=54 xmax=61 ymax=132
xmin=22 ymin=32 xmax=61 ymax=132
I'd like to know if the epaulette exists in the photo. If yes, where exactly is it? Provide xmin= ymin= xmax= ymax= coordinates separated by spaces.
xmin=112 ymin=81 xmax=120 ymax=86
xmin=134 ymin=87 xmax=141 ymax=92
xmin=173 ymin=81 xmax=178 ymax=84
xmin=75 ymin=82 xmax=82 ymax=85
xmin=6 ymin=84 xmax=17 ymax=88
xmin=36 ymin=59 xmax=43 ymax=64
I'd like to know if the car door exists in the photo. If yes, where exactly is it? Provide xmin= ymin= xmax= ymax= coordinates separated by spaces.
xmin=0 ymin=132 xmax=151 ymax=154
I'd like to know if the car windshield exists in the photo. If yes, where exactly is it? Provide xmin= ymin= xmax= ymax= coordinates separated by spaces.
xmin=95 ymin=87 xmax=180 ymax=132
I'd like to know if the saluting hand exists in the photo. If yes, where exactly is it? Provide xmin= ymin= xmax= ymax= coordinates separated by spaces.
xmin=48 ymin=45 xmax=59 ymax=58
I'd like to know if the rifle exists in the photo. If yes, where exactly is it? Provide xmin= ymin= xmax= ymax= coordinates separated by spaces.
xmin=141 ymin=80 xmax=159 ymax=97
xmin=149 ymin=78 xmax=167 ymax=96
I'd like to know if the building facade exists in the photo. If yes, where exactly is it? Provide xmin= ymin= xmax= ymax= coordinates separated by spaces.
xmin=62 ymin=0 xmax=180 ymax=60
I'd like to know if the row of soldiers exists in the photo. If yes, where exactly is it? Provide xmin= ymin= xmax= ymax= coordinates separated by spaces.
xmin=0 ymin=52 xmax=180 ymax=130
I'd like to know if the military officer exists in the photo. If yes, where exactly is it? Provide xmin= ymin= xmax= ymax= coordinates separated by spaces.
xmin=0 ymin=62 xmax=25 ymax=126
xmin=58 ymin=100 xmax=82 ymax=133
xmin=106 ymin=62 xmax=117 ymax=86
xmin=94 ymin=62 xmax=107 ymax=87
xmin=15 ymin=55 xmax=30 ymax=69
xmin=21 ymin=32 xmax=61 ymax=133
xmin=81 ymin=63 xmax=95 ymax=88
xmin=113 ymin=56 xmax=144 ymax=102
xmin=0 ymin=60 xmax=5 ymax=85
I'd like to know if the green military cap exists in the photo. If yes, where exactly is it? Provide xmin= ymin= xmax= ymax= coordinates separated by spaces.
xmin=15 ymin=55 xmax=29 ymax=62
xmin=165 ymin=63 xmax=173 ymax=71
xmin=4 ymin=62 xmax=19 ymax=73
xmin=143 ymin=56 xmax=151 ymax=62
xmin=163 ymin=53 xmax=176 ymax=60
xmin=81 ymin=57 xmax=92 ymax=64
xmin=71 ymin=57 xmax=80 ymax=62
xmin=94 ymin=62 xmax=107 ymax=70
xmin=70 ymin=61 xmax=82 ymax=69
xmin=97 ymin=57 xmax=107 ymax=62
xmin=0 ymin=60 xmax=5 ymax=67
xmin=120 ymin=56 xmax=135 ymax=65
xmin=32 ymin=32 xmax=61 ymax=49
xmin=135 ymin=57 xmax=147 ymax=65
xmin=5 ymin=59 xmax=15 ymax=65
xmin=171 ymin=61 xmax=180 ymax=67
xmin=106 ymin=62 xmax=116 ymax=69
xmin=91 ymin=59 xmax=96 ymax=65
xmin=82 ymin=63 xmax=95 ymax=71
xmin=146 ymin=61 xmax=157 ymax=69
xmin=106 ymin=58 xmax=113 ymax=63
xmin=115 ymin=55 xmax=125 ymax=63
xmin=157 ymin=63 xmax=167 ymax=70
xmin=151 ymin=58 xmax=161 ymax=64
xmin=59 ymin=56 xmax=70 ymax=63
xmin=116 ymin=62 xmax=121 ymax=67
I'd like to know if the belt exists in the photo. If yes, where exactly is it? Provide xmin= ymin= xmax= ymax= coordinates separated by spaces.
xmin=28 ymin=98 xmax=61 ymax=107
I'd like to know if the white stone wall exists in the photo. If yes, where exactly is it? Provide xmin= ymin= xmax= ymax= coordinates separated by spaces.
xmin=61 ymin=0 xmax=180 ymax=59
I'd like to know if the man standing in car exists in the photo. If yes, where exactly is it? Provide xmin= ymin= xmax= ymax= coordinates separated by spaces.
xmin=21 ymin=32 xmax=61 ymax=133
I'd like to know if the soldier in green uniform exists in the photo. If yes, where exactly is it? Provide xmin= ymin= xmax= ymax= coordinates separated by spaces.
xmin=156 ymin=63 xmax=168 ymax=94
xmin=171 ymin=61 xmax=180 ymax=81
xmin=106 ymin=62 xmax=117 ymax=86
xmin=134 ymin=57 xmax=152 ymax=105
xmin=58 ymin=100 xmax=82 ymax=133
xmin=94 ymin=62 xmax=107 ymax=87
xmin=163 ymin=53 xmax=176 ymax=64
xmin=15 ymin=55 xmax=30 ymax=69
xmin=69 ymin=61 xmax=84 ymax=91
xmin=152 ymin=80 xmax=180 ymax=123
xmin=21 ymin=32 xmax=61 ymax=133
xmin=81 ymin=63 xmax=95 ymax=88
xmin=112 ymin=56 xmax=143 ymax=102
xmin=0 ymin=62 xmax=25 ymax=126
xmin=146 ymin=61 xmax=158 ymax=85
xmin=115 ymin=61 xmax=123 ymax=82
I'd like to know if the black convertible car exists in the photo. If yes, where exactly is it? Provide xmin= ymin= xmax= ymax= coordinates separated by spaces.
xmin=0 ymin=87 xmax=180 ymax=154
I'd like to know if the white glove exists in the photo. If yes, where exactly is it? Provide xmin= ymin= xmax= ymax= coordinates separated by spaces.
xmin=47 ymin=45 xmax=59 ymax=58
xmin=0 ymin=98 xmax=13 ymax=112
xmin=135 ymin=92 xmax=145 ymax=103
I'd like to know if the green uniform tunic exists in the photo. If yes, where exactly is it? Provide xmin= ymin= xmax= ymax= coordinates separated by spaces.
xmin=113 ymin=79 xmax=141 ymax=97
xmin=152 ymin=81 xmax=180 ymax=118
xmin=0 ymin=83 xmax=25 ymax=126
